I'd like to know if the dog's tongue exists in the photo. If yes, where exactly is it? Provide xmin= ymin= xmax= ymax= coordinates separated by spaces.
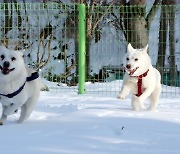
xmin=2 ymin=67 xmax=9 ymax=75
xmin=128 ymin=67 xmax=139 ymax=76
xmin=129 ymin=71 xmax=134 ymax=75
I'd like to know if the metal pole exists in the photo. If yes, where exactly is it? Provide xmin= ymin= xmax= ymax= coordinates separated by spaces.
xmin=78 ymin=4 xmax=86 ymax=94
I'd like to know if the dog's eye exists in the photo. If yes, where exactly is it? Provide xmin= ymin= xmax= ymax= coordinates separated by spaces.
xmin=135 ymin=58 xmax=138 ymax=61
xmin=126 ymin=58 xmax=129 ymax=61
xmin=1 ymin=55 xmax=5 ymax=60
xmin=11 ymin=57 xmax=16 ymax=61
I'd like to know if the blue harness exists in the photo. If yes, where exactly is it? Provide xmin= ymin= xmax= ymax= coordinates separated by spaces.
xmin=0 ymin=72 xmax=39 ymax=98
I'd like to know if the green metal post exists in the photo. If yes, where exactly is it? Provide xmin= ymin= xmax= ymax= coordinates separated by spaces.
xmin=78 ymin=4 xmax=86 ymax=94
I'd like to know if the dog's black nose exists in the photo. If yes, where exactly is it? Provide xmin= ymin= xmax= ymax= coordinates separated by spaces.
xmin=126 ymin=64 xmax=131 ymax=69
xmin=3 ymin=61 xmax=10 ymax=68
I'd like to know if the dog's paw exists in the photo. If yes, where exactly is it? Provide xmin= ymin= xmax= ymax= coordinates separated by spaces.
xmin=148 ymin=106 xmax=157 ymax=111
xmin=117 ymin=93 xmax=126 ymax=100
xmin=0 ymin=118 xmax=5 ymax=126
xmin=0 ymin=121 xmax=3 ymax=126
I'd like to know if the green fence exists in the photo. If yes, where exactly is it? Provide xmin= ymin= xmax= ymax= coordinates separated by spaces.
xmin=0 ymin=2 xmax=179 ymax=97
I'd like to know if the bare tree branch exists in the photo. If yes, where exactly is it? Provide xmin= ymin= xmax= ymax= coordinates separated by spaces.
xmin=37 ymin=34 xmax=53 ymax=70
xmin=40 ymin=34 xmax=53 ymax=69
xmin=111 ymin=12 xmax=127 ymax=40
xmin=92 ymin=3 xmax=113 ymax=34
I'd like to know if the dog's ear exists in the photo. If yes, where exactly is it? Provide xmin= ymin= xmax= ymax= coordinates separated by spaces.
xmin=127 ymin=43 xmax=135 ymax=52
xmin=16 ymin=49 xmax=25 ymax=57
xmin=143 ymin=44 xmax=148 ymax=53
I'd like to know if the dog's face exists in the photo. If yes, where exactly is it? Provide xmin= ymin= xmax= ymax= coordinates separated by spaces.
xmin=0 ymin=46 xmax=24 ymax=81
xmin=123 ymin=43 xmax=151 ymax=76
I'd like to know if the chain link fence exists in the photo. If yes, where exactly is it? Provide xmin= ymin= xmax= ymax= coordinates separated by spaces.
xmin=0 ymin=2 xmax=179 ymax=97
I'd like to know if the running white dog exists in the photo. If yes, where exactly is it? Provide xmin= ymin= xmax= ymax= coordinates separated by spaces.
xmin=0 ymin=46 xmax=41 ymax=125
xmin=117 ymin=44 xmax=161 ymax=111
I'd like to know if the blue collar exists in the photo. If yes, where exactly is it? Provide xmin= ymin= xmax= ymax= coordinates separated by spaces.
xmin=0 ymin=72 xmax=39 ymax=98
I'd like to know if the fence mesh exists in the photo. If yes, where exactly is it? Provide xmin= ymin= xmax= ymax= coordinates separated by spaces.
xmin=0 ymin=2 xmax=179 ymax=97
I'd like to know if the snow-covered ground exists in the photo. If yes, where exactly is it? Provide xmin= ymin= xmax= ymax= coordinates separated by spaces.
xmin=0 ymin=80 xmax=180 ymax=154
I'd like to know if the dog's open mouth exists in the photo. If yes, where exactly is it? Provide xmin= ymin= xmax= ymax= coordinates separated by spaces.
xmin=126 ymin=67 xmax=139 ymax=76
xmin=0 ymin=66 xmax=15 ymax=75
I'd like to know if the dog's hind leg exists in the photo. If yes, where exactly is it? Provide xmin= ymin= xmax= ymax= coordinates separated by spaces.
xmin=17 ymin=95 xmax=39 ymax=123
xmin=149 ymin=85 xmax=161 ymax=111
xmin=0 ymin=105 xmax=8 ymax=125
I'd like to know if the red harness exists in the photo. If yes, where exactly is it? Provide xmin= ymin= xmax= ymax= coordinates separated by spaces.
xmin=133 ymin=70 xmax=149 ymax=97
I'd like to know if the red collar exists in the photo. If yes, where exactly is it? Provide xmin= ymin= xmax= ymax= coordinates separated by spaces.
xmin=132 ymin=69 xmax=149 ymax=97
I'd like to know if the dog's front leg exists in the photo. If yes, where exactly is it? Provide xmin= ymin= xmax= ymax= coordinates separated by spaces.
xmin=0 ymin=105 xmax=8 ymax=125
xmin=117 ymin=85 xmax=130 ymax=99
xmin=4 ymin=103 xmax=20 ymax=116
xmin=138 ymin=88 xmax=153 ymax=103
xmin=132 ymin=95 xmax=146 ymax=110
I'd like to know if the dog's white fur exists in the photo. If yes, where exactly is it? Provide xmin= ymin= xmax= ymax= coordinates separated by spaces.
xmin=117 ymin=44 xmax=161 ymax=111
xmin=0 ymin=46 xmax=40 ymax=125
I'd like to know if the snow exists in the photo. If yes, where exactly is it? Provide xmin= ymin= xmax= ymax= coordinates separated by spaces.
xmin=0 ymin=80 xmax=180 ymax=154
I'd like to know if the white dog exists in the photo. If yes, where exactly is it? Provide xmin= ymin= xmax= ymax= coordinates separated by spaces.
xmin=117 ymin=44 xmax=161 ymax=111
xmin=0 ymin=46 xmax=41 ymax=125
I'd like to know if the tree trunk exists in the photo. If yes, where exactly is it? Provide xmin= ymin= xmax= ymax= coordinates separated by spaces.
xmin=168 ymin=3 xmax=176 ymax=86
xmin=85 ymin=36 xmax=92 ymax=80
xmin=75 ymin=37 xmax=79 ymax=83
xmin=85 ymin=9 xmax=93 ymax=80
xmin=157 ymin=0 xmax=176 ymax=86
xmin=114 ymin=0 xmax=161 ymax=49
xmin=3 ymin=1 xmax=13 ymax=47
xmin=13 ymin=0 xmax=22 ymax=30
xmin=126 ymin=17 xmax=149 ymax=48
xmin=124 ymin=1 xmax=148 ymax=48
xmin=157 ymin=3 xmax=168 ymax=75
